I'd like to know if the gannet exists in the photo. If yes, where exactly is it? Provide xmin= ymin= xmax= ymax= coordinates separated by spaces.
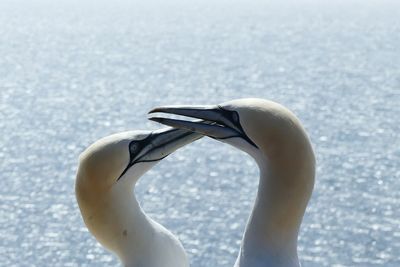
xmin=75 ymin=128 xmax=202 ymax=267
xmin=149 ymin=98 xmax=315 ymax=267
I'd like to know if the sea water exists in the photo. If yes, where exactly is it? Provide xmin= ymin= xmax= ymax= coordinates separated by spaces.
xmin=0 ymin=0 xmax=399 ymax=266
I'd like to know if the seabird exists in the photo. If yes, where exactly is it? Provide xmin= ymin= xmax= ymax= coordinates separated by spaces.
xmin=149 ymin=98 xmax=316 ymax=267
xmin=75 ymin=128 xmax=202 ymax=267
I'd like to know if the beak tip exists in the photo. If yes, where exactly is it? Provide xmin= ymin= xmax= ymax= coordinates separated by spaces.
xmin=148 ymin=117 xmax=163 ymax=123
xmin=148 ymin=106 xmax=177 ymax=114
xmin=148 ymin=107 xmax=160 ymax=114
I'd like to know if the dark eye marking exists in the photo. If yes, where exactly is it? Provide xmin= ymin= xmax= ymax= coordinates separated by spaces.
xmin=216 ymin=105 xmax=258 ymax=149
xmin=129 ymin=142 xmax=141 ymax=155
xmin=231 ymin=111 xmax=239 ymax=124
xmin=217 ymin=105 xmax=240 ymax=126
xmin=128 ymin=134 xmax=153 ymax=158
xmin=117 ymin=134 xmax=155 ymax=181
xmin=117 ymin=129 xmax=186 ymax=181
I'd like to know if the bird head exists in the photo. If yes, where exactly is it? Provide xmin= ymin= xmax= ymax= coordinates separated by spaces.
xmin=75 ymin=128 xmax=202 ymax=251
xmin=149 ymin=98 xmax=315 ymax=170
xmin=76 ymin=127 xmax=202 ymax=199
xmin=148 ymin=98 xmax=316 ymax=250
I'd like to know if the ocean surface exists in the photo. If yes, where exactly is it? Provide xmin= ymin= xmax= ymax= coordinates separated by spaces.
xmin=0 ymin=0 xmax=399 ymax=266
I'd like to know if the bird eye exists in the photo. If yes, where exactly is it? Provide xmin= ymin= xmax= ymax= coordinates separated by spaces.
xmin=231 ymin=111 xmax=239 ymax=124
xmin=129 ymin=142 xmax=141 ymax=155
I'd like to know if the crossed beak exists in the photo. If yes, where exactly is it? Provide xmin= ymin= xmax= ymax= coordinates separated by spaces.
xmin=148 ymin=105 xmax=257 ymax=148
xmin=117 ymin=127 xmax=203 ymax=180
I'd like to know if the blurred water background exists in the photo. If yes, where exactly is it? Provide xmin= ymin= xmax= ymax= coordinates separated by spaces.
xmin=0 ymin=0 xmax=399 ymax=266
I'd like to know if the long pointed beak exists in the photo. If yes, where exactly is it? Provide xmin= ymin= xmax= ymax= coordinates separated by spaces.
xmin=148 ymin=105 xmax=257 ymax=148
xmin=143 ymin=127 xmax=202 ymax=161
xmin=117 ymin=127 xmax=202 ymax=180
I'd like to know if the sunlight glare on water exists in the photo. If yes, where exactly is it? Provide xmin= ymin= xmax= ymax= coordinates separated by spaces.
xmin=0 ymin=0 xmax=399 ymax=266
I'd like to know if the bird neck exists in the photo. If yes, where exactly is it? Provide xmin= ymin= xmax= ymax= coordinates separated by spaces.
xmin=108 ymin=181 xmax=189 ymax=267
xmin=238 ymin=152 xmax=314 ymax=266
xmin=106 ymin=181 xmax=155 ymax=265
xmin=78 ymin=177 xmax=155 ymax=266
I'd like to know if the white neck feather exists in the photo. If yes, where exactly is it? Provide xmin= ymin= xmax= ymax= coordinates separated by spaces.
xmin=98 ymin=180 xmax=189 ymax=267
xmin=107 ymin=183 xmax=153 ymax=266
xmin=235 ymin=151 xmax=314 ymax=267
